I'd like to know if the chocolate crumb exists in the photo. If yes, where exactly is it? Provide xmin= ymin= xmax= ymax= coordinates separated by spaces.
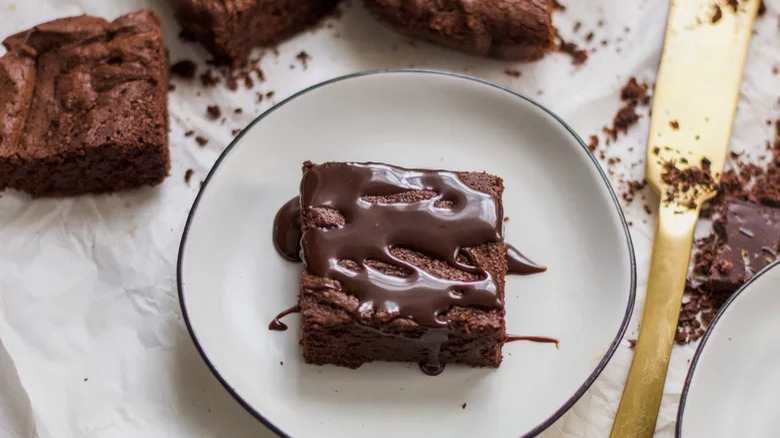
xmin=206 ymin=105 xmax=221 ymax=120
xmin=231 ymin=128 xmax=241 ymax=136
xmin=551 ymin=0 xmax=566 ymax=10
xmin=670 ymin=120 xmax=680 ymax=130
xmin=712 ymin=4 xmax=723 ymax=23
xmin=185 ymin=169 xmax=194 ymax=184
xmin=558 ymin=39 xmax=588 ymax=65
xmin=585 ymin=31 xmax=594 ymax=42
xmin=171 ymin=60 xmax=198 ymax=79
xmin=653 ymin=146 xmax=660 ymax=155
xmin=628 ymin=339 xmax=636 ymax=349
xmin=462 ymin=402 xmax=467 ymax=409
xmin=266 ymin=91 xmax=276 ymax=99
xmin=504 ymin=69 xmax=522 ymax=78
xmin=195 ymin=136 xmax=208 ymax=147
xmin=588 ymin=135 xmax=599 ymax=151
xmin=199 ymin=70 xmax=220 ymax=87
xmin=296 ymin=51 xmax=312 ymax=69
xmin=225 ymin=76 xmax=238 ymax=91
xmin=234 ymin=108 xmax=243 ymax=114
xmin=184 ymin=130 xmax=195 ymax=137
xmin=621 ymin=77 xmax=650 ymax=106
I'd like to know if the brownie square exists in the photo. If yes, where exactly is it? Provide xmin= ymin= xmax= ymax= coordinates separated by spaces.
xmin=170 ymin=0 xmax=339 ymax=66
xmin=298 ymin=162 xmax=507 ymax=372
xmin=0 ymin=10 xmax=170 ymax=197
xmin=706 ymin=200 xmax=780 ymax=292
xmin=363 ymin=0 xmax=555 ymax=61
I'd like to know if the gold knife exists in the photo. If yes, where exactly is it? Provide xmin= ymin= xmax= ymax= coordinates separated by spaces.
xmin=610 ymin=1 xmax=760 ymax=436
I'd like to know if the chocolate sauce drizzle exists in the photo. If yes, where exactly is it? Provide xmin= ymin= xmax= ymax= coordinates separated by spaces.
xmin=272 ymin=197 xmax=302 ymax=262
xmin=268 ymin=305 xmax=301 ymax=331
xmin=270 ymin=162 xmax=548 ymax=376
xmin=506 ymin=335 xmax=559 ymax=348
xmin=506 ymin=244 xmax=547 ymax=275
xmin=300 ymin=162 xmax=504 ymax=328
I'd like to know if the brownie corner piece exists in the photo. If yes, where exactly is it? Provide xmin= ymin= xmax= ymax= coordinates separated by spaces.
xmin=297 ymin=162 xmax=507 ymax=372
xmin=170 ymin=0 xmax=339 ymax=66
xmin=0 ymin=9 xmax=170 ymax=197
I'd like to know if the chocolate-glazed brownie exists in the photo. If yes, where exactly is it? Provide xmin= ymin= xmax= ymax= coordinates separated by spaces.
xmin=170 ymin=0 xmax=340 ymax=66
xmin=0 ymin=10 xmax=170 ymax=197
xmin=293 ymin=162 xmax=507 ymax=374
xmin=363 ymin=0 xmax=555 ymax=61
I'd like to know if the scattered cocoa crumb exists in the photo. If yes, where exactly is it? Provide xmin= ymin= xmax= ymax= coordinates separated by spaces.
xmin=504 ymin=217 xmax=510 ymax=222
xmin=184 ymin=130 xmax=194 ymax=137
xmin=653 ymin=146 xmax=660 ymax=155
xmin=504 ymin=69 xmax=522 ymax=78
xmin=225 ymin=76 xmax=238 ymax=91
xmin=185 ymin=169 xmax=194 ymax=184
xmin=573 ymin=21 xmax=582 ymax=32
xmin=234 ymin=108 xmax=243 ymax=114
xmin=551 ymin=0 xmax=565 ymax=10
xmin=660 ymin=161 xmax=716 ymax=205
xmin=588 ymin=135 xmax=599 ymax=151
xmin=621 ymin=77 xmax=650 ymax=106
xmin=280 ymin=361 xmax=284 ymax=366
xmin=231 ymin=128 xmax=241 ymax=136
xmin=628 ymin=339 xmax=637 ymax=349
xmin=256 ymin=92 xmax=264 ymax=103
xmin=604 ymin=105 xmax=640 ymax=140
xmin=558 ymin=39 xmax=588 ymax=65
xmin=195 ymin=136 xmax=208 ymax=147
xmin=266 ymin=91 xmax=275 ymax=99
xmin=643 ymin=204 xmax=652 ymax=215
xmin=462 ymin=402 xmax=468 ymax=409
xmin=199 ymin=70 xmax=220 ymax=87
xmin=585 ymin=31 xmax=594 ymax=42
xmin=712 ymin=4 xmax=723 ymax=23
xmin=296 ymin=51 xmax=312 ymax=69
xmin=171 ymin=60 xmax=198 ymax=79
xmin=670 ymin=120 xmax=680 ymax=130
xmin=206 ymin=105 xmax=221 ymax=120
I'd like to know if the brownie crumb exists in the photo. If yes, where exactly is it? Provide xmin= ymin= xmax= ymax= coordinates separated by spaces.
xmin=504 ymin=69 xmax=522 ymax=78
xmin=266 ymin=91 xmax=276 ymax=99
xmin=712 ymin=4 xmax=723 ymax=23
xmin=185 ymin=169 xmax=194 ymax=184
xmin=206 ymin=105 xmax=222 ymax=120
xmin=234 ymin=108 xmax=243 ymax=114
xmin=726 ymin=0 xmax=739 ymax=12
xmin=296 ymin=51 xmax=312 ymax=69
xmin=462 ymin=402 xmax=467 ymax=409
xmin=256 ymin=92 xmax=264 ymax=103
xmin=621 ymin=77 xmax=650 ymax=106
xmin=585 ymin=31 xmax=594 ymax=42
xmin=551 ymin=0 xmax=566 ymax=10
xmin=199 ymin=70 xmax=220 ymax=87
xmin=558 ymin=39 xmax=588 ymax=65
xmin=225 ymin=76 xmax=239 ymax=91
xmin=588 ymin=135 xmax=599 ymax=152
xmin=185 ymin=130 xmax=195 ymax=137
xmin=195 ymin=136 xmax=209 ymax=147
xmin=605 ymin=105 xmax=640 ymax=140
xmin=627 ymin=339 xmax=637 ymax=349
xmin=280 ymin=361 xmax=284 ymax=366
xmin=231 ymin=128 xmax=241 ymax=136
xmin=670 ymin=120 xmax=680 ymax=130
xmin=171 ymin=60 xmax=198 ymax=79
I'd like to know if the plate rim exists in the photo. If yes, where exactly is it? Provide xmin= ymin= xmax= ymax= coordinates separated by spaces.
xmin=176 ymin=68 xmax=638 ymax=438
xmin=675 ymin=259 xmax=780 ymax=438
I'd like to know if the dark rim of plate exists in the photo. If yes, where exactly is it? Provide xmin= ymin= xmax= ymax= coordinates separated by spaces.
xmin=176 ymin=69 xmax=638 ymax=438
xmin=675 ymin=259 xmax=780 ymax=438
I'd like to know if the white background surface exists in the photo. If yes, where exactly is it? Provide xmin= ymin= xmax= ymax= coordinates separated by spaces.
xmin=0 ymin=0 xmax=778 ymax=437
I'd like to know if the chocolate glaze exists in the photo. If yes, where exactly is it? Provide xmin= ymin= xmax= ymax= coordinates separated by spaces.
xmin=273 ymin=197 xmax=302 ymax=261
xmin=506 ymin=244 xmax=547 ymax=275
xmin=268 ymin=305 xmax=301 ymax=331
xmin=300 ymin=162 xmax=504 ymax=328
xmin=506 ymin=335 xmax=559 ymax=348
xmin=270 ymin=162 xmax=549 ymax=375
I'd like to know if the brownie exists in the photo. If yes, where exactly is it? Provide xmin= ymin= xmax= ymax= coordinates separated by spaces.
xmin=297 ymin=162 xmax=507 ymax=373
xmin=706 ymin=200 xmax=780 ymax=292
xmin=0 ymin=10 xmax=170 ymax=197
xmin=363 ymin=0 xmax=555 ymax=61
xmin=170 ymin=0 xmax=340 ymax=66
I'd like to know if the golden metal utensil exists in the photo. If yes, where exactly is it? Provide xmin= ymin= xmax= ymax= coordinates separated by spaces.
xmin=610 ymin=1 xmax=760 ymax=436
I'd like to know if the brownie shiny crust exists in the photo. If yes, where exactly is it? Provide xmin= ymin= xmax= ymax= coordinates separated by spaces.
xmin=0 ymin=10 xmax=170 ymax=197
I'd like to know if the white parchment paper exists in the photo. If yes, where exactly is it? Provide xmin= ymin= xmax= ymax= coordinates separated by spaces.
xmin=0 ymin=1 xmax=778 ymax=437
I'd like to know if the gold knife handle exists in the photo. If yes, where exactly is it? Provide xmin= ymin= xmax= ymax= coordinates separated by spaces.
xmin=610 ymin=205 xmax=698 ymax=438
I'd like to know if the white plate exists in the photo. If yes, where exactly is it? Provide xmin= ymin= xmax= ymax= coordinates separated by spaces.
xmin=677 ymin=260 xmax=780 ymax=438
xmin=178 ymin=70 xmax=636 ymax=438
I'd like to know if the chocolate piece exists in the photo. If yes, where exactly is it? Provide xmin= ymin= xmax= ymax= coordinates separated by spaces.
xmin=362 ymin=0 xmax=555 ymax=61
xmin=707 ymin=200 xmax=780 ymax=292
xmin=298 ymin=162 xmax=508 ymax=372
xmin=170 ymin=0 xmax=339 ymax=66
xmin=0 ymin=10 xmax=170 ymax=197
